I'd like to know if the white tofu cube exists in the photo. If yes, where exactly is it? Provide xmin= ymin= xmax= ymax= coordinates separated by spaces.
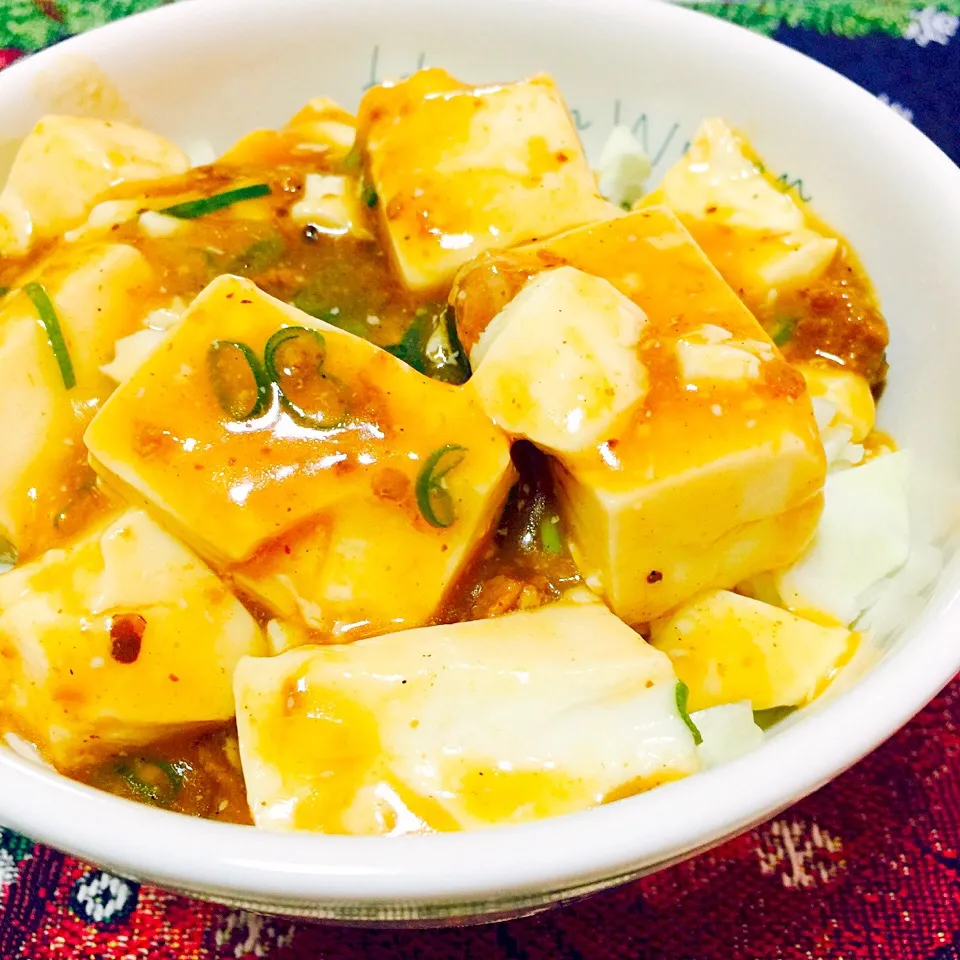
xmin=0 ymin=508 xmax=264 ymax=767
xmin=645 ymin=118 xmax=838 ymax=296
xmin=85 ymin=276 xmax=514 ymax=639
xmin=0 ymin=244 xmax=159 ymax=560
xmin=650 ymin=590 xmax=857 ymax=711
xmin=234 ymin=600 xmax=699 ymax=834
xmin=471 ymin=267 xmax=648 ymax=453
xmin=0 ymin=116 xmax=189 ymax=256
xmin=460 ymin=209 xmax=826 ymax=623
xmin=358 ymin=69 xmax=617 ymax=291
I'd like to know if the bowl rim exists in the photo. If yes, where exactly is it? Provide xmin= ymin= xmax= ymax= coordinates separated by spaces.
xmin=1 ymin=0 xmax=960 ymax=918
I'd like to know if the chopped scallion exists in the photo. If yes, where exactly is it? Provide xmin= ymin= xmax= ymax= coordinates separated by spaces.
xmin=385 ymin=310 xmax=429 ymax=374
xmin=226 ymin=235 xmax=285 ymax=276
xmin=770 ymin=316 xmax=795 ymax=348
xmin=675 ymin=680 xmax=703 ymax=745
xmin=361 ymin=183 xmax=378 ymax=208
xmin=160 ymin=183 xmax=271 ymax=220
xmin=341 ymin=147 xmax=362 ymax=173
xmin=387 ymin=304 xmax=464 ymax=381
xmin=0 ymin=536 xmax=16 ymax=572
xmin=206 ymin=340 xmax=272 ymax=421
xmin=753 ymin=705 xmax=798 ymax=730
xmin=539 ymin=513 xmax=563 ymax=555
xmin=264 ymin=325 xmax=346 ymax=429
xmin=24 ymin=281 xmax=75 ymax=390
xmin=423 ymin=308 xmax=471 ymax=384
xmin=115 ymin=757 xmax=185 ymax=806
xmin=416 ymin=444 xmax=466 ymax=528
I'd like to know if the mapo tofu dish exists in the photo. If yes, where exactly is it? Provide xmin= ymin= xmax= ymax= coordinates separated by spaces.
xmin=0 ymin=69 xmax=916 ymax=834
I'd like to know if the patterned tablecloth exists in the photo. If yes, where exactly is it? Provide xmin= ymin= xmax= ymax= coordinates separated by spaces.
xmin=0 ymin=1 xmax=958 ymax=957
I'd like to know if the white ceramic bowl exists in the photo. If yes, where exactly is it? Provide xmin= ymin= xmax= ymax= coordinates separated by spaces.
xmin=1 ymin=0 xmax=959 ymax=926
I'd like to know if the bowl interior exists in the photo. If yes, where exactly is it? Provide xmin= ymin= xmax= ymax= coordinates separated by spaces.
xmin=0 ymin=0 xmax=959 ymax=922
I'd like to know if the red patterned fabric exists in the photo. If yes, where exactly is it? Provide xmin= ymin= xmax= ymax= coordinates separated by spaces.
xmin=2 ymin=1 xmax=960 ymax=956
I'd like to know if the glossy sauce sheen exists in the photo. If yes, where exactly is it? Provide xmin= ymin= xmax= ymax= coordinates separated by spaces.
xmin=0 ymin=81 xmax=891 ymax=827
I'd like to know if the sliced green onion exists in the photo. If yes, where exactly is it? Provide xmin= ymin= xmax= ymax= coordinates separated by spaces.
xmin=416 ymin=444 xmax=466 ymax=528
xmin=539 ymin=513 xmax=563 ymax=555
xmin=207 ymin=340 xmax=272 ymax=421
xmin=386 ymin=304 xmax=455 ymax=378
xmin=0 ymin=286 xmax=9 ymax=299
xmin=264 ymin=326 xmax=346 ymax=429
xmin=160 ymin=183 xmax=271 ymax=220
xmin=360 ymin=183 xmax=378 ymax=208
xmin=423 ymin=308 xmax=471 ymax=385
xmin=385 ymin=311 xmax=429 ymax=374
xmin=0 ymin=536 xmax=16 ymax=572
xmin=770 ymin=316 xmax=795 ymax=348
xmin=24 ymin=281 xmax=75 ymax=390
xmin=341 ymin=147 xmax=362 ymax=172
xmin=54 ymin=482 xmax=103 ymax=538
xmin=753 ymin=705 xmax=798 ymax=731
xmin=115 ymin=757 xmax=185 ymax=806
xmin=226 ymin=235 xmax=285 ymax=276
xmin=291 ymin=288 xmax=368 ymax=338
xmin=675 ymin=680 xmax=703 ymax=745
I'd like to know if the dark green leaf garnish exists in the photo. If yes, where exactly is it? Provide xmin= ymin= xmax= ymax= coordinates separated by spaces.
xmin=416 ymin=444 xmax=466 ymax=528
xmin=769 ymin=316 xmax=795 ymax=348
xmin=361 ymin=182 xmax=378 ymax=208
xmin=675 ymin=680 xmax=703 ymax=745
xmin=115 ymin=757 xmax=185 ymax=806
xmin=206 ymin=340 xmax=272 ymax=421
xmin=226 ymin=235 xmax=285 ymax=276
xmin=753 ymin=705 xmax=798 ymax=731
xmin=264 ymin=326 xmax=346 ymax=429
xmin=161 ymin=183 xmax=271 ymax=220
xmin=0 ymin=536 xmax=16 ymax=570
xmin=24 ymin=281 xmax=75 ymax=389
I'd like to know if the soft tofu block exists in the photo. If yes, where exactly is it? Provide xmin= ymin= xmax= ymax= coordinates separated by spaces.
xmin=0 ymin=116 xmax=189 ymax=256
xmin=463 ymin=209 xmax=826 ymax=623
xmin=642 ymin=118 xmax=838 ymax=300
xmin=220 ymin=97 xmax=357 ymax=166
xmin=0 ymin=508 xmax=264 ymax=767
xmin=650 ymin=589 xmax=857 ymax=711
xmin=85 ymin=275 xmax=514 ymax=638
xmin=471 ymin=266 xmax=649 ymax=453
xmin=234 ymin=600 xmax=699 ymax=835
xmin=357 ymin=68 xmax=616 ymax=292
xmin=0 ymin=244 xmax=159 ymax=560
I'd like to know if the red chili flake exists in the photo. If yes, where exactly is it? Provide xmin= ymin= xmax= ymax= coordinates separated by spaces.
xmin=646 ymin=570 xmax=663 ymax=584
xmin=110 ymin=614 xmax=146 ymax=664
xmin=169 ymin=674 xmax=180 ymax=683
